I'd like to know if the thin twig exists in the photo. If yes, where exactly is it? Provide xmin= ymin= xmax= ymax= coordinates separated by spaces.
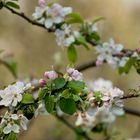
xmin=76 ymin=60 xmax=97 ymax=72
xmin=3 ymin=5 xmax=49 ymax=30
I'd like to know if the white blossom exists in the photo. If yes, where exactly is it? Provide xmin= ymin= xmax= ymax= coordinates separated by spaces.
xmin=0 ymin=112 xmax=28 ymax=134
xmin=0 ymin=82 xmax=31 ymax=107
xmin=44 ymin=3 xmax=72 ymax=29
xmin=33 ymin=3 xmax=72 ymax=29
xmin=95 ymin=38 xmax=129 ymax=68
xmin=54 ymin=24 xmax=76 ymax=47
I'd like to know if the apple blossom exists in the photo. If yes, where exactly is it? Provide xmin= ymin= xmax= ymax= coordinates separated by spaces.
xmin=44 ymin=70 xmax=58 ymax=80
xmin=0 ymin=112 xmax=28 ymax=134
xmin=66 ymin=68 xmax=83 ymax=81
xmin=0 ymin=82 xmax=31 ymax=107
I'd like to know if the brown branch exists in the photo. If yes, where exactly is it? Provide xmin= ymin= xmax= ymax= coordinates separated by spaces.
xmin=76 ymin=60 xmax=97 ymax=72
xmin=120 ymin=94 xmax=139 ymax=100
xmin=3 ymin=5 xmax=50 ymax=31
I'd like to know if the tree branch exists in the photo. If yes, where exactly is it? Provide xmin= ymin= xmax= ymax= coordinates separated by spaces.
xmin=76 ymin=60 xmax=97 ymax=72
xmin=3 ymin=5 xmax=48 ymax=30
xmin=124 ymin=107 xmax=140 ymax=117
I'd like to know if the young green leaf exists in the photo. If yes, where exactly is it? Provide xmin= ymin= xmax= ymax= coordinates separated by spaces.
xmin=66 ymin=13 xmax=84 ymax=24
xmin=119 ymin=57 xmax=137 ymax=74
xmin=92 ymin=16 xmax=105 ymax=24
xmin=38 ymin=88 xmax=47 ymax=100
xmin=76 ymin=36 xmax=89 ymax=50
xmin=59 ymin=98 xmax=76 ymax=115
xmin=52 ymin=78 xmax=66 ymax=90
xmin=67 ymin=46 xmax=77 ymax=63
xmin=4 ymin=132 xmax=17 ymax=140
xmin=45 ymin=96 xmax=54 ymax=113
xmin=67 ymin=80 xmax=85 ymax=93
xmin=6 ymin=1 xmax=20 ymax=9
xmin=61 ymin=89 xmax=70 ymax=99
xmin=21 ymin=93 xmax=34 ymax=104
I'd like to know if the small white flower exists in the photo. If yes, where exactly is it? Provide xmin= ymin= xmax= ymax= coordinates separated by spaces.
xmin=54 ymin=24 xmax=76 ymax=47
xmin=0 ymin=112 xmax=28 ymax=134
xmin=95 ymin=39 xmax=127 ymax=68
xmin=33 ymin=3 xmax=72 ymax=29
xmin=3 ymin=123 xmax=20 ymax=134
xmin=0 ymin=82 xmax=31 ymax=107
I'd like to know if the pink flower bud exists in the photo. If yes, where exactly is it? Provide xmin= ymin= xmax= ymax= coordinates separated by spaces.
xmin=136 ymin=48 xmax=140 ymax=54
xmin=96 ymin=60 xmax=103 ymax=66
xmin=67 ymin=68 xmax=83 ymax=81
xmin=44 ymin=71 xmax=58 ymax=80
xmin=38 ymin=0 xmax=46 ymax=8
xmin=39 ymin=79 xmax=46 ymax=86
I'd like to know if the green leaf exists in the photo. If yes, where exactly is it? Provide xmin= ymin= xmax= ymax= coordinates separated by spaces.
xmin=94 ymin=91 xmax=102 ymax=101
xmin=38 ymin=88 xmax=47 ymax=100
xmin=68 ymin=80 xmax=85 ymax=93
xmin=67 ymin=46 xmax=77 ymax=63
xmin=52 ymin=78 xmax=66 ymax=90
xmin=59 ymin=98 xmax=76 ymax=115
xmin=0 ymin=59 xmax=17 ymax=78
xmin=6 ymin=1 xmax=20 ymax=9
xmin=4 ymin=132 xmax=17 ymax=140
xmin=21 ymin=93 xmax=34 ymax=104
xmin=61 ymin=89 xmax=70 ymax=99
xmin=76 ymin=36 xmax=89 ymax=50
xmin=45 ymin=96 xmax=54 ymax=113
xmin=119 ymin=57 xmax=137 ymax=74
xmin=92 ymin=16 xmax=105 ymax=24
xmin=90 ymin=32 xmax=100 ymax=42
xmin=73 ymin=94 xmax=81 ymax=101
xmin=67 ymin=13 xmax=84 ymax=24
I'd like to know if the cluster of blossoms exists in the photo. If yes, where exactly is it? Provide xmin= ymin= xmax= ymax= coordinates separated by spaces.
xmin=33 ymin=0 xmax=81 ymax=47
xmin=75 ymin=78 xmax=124 ymax=131
xmin=95 ymin=39 xmax=137 ymax=68
xmin=0 ymin=112 xmax=28 ymax=135
xmin=33 ymin=1 xmax=72 ymax=29
xmin=39 ymin=67 xmax=83 ymax=86
xmin=0 ymin=82 xmax=31 ymax=107
xmin=0 ymin=82 xmax=31 ymax=137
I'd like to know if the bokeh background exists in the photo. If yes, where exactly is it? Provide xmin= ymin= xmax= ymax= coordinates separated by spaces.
xmin=0 ymin=0 xmax=140 ymax=139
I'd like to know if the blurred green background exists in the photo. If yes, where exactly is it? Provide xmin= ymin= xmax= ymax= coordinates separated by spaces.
xmin=0 ymin=0 xmax=140 ymax=139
